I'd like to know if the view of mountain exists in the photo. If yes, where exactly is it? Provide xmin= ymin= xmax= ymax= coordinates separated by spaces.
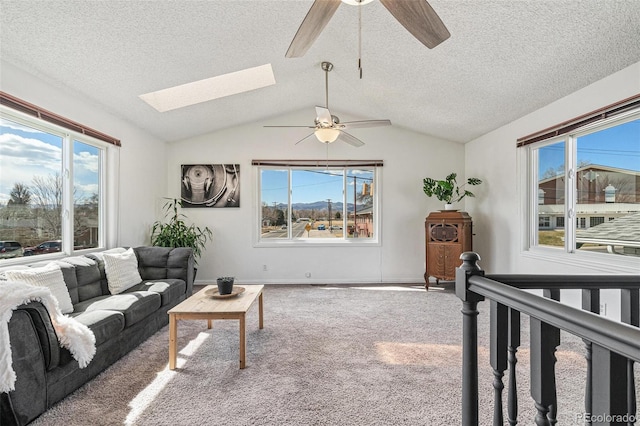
xmin=274 ymin=201 xmax=366 ymax=212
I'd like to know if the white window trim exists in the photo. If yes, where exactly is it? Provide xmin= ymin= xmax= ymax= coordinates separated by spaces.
xmin=520 ymin=110 xmax=640 ymax=274
xmin=0 ymin=105 xmax=119 ymax=262
xmin=252 ymin=165 xmax=382 ymax=247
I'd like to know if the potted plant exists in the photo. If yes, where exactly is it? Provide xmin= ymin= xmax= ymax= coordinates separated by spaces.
xmin=422 ymin=173 xmax=482 ymax=210
xmin=216 ymin=276 xmax=235 ymax=295
xmin=151 ymin=198 xmax=212 ymax=264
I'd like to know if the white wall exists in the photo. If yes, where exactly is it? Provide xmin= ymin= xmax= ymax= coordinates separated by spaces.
xmin=167 ymin=109 xmax=464 ymax=284
xmin=465 ymin=61 xmax=640 ymax=275
xmin=0 ymin=60 xmax=167 ymax=247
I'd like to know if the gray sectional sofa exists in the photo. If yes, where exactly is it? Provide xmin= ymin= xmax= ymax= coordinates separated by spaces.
xmin=0 ymin=246 xmax=194 ymax=426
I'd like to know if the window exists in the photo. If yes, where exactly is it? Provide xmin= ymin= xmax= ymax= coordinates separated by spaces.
xmin=1 ymin=96 xmax=117 ymax=261
xmin=254 ymin=160 xmax=381 ymax=244
xmin=524 ymin=109 xmax=640 ymax=260
xmin=538 ymin=216 xmax=550 ymax=229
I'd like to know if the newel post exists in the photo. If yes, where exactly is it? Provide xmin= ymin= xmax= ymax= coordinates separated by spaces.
xmin=456 ymin=252 xmax=485 ymax=426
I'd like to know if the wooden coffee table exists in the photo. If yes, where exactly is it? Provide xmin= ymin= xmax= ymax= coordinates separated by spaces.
xmin=168 ymin=284 xmax=264 ymax=370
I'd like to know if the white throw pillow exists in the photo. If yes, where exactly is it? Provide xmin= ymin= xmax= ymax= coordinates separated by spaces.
xmin=5 ymin=263 xmax=74 ymax=314
xmin=103 ymin=248 xmax=142 ymax=294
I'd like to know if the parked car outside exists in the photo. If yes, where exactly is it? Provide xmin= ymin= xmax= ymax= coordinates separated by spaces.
xmin=0 ymin=241 xmax=23 ymax=259
xmin=23 ymin=240 xmax=62 ymax=256
xmin=317 ymin=224 xmax=326 ymax=230
xmin=330 ymin=225 xmax=342 ymax=230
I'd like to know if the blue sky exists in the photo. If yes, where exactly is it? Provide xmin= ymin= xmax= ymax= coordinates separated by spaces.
xmin=0 ymin=118 xmax=99 ymax=204
xmin=539 ymin=118 xmax=639 ymax=177
xmin=261 ymin=169 xmax=374 ymax=205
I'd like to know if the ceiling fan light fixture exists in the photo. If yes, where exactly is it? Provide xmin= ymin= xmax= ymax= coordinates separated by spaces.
xmin=341 ymin=0 xmax=374 ymax=5
xmin=315 ymin=128 xmax=340 ymax=143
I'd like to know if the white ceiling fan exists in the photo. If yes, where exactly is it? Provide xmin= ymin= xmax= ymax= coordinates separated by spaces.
xmin=264 ymin=61 xmax=391 ymax=147
xmin=285 ymin=0 xmax=450 ymax=59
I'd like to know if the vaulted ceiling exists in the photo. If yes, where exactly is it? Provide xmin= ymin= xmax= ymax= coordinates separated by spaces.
xmin=1 ymin=0 xmax=639 ymax=144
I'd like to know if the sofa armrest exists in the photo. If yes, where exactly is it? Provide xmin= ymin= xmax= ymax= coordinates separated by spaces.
xmin=1 ymin=304 xmax=49 ymax=426
xmin=16 ymin=303 xmax=60 ymax=371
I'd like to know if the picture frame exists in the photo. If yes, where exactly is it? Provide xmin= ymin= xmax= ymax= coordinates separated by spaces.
xmin=181 ymin=164 xmax=240 ymax=208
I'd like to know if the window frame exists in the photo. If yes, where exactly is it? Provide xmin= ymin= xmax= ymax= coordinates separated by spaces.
xmin=0 ymin=105 xmax=118 ymax=262
xmin=253 ymin=164 xmax=382 ymax=247
xmin=520 ymin=109 xmax=640 ymax=273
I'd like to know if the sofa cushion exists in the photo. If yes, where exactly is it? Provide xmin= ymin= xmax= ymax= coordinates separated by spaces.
xmin=126 ymin=279 xmax=186 ymax=306
xmin=73 ymin=291 xmax=161 ymax=328
xmin=103 ymin=248 xmax=143 ymax=294
xmin=52 ymin=260 xmax=80 ymax=305
xmin=5 ymin=263 xmax=74 ymax=314
xmin=134 ymin=246 xmax=171 ymax=280
xmin=70 ymin=310 xmax=125 ymax=346
xmin=63 ymin=256 xmax=105 ymax=302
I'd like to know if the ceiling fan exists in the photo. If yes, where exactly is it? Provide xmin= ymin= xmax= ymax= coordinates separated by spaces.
xmin=264 ymin=61 xmax=391 ymax=147
xmin=285 ymin=0 xmax=450 ymax=58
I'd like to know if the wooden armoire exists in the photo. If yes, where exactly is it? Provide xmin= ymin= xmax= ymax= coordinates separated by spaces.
xmin=424 ymin=210 xmax=473 ymax=288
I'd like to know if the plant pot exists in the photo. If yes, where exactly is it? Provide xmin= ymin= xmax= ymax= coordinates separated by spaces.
xmin=444 ymin=203 xmax=455 ymax=210
xmin=217 ymin=278 xmax=234 ymax=295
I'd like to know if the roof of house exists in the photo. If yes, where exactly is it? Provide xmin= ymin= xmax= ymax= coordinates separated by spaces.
xmin=576 ymin=212 xmax=640 ymax=247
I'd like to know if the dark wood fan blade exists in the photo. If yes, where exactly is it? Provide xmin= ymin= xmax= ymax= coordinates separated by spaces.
xmin=285 ymin=0 xmax=342 ymax=58
xmin=315 ymin=106 xmax=333 ymax=125
xmin=337 ymin=131 xmax=365 ymax=147
xmin=295 ymin=133 xmax=316 ymax=145
xmin=340 ymin=119 xmax=391 ymax=129
xmin=379 ymin=0 xmax=450 ymax=49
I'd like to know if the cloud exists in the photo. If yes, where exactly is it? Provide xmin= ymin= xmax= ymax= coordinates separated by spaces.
xmin=0 ymin=132 xmax=98 ymax=203
xmin=0 ymin=118 xmax=46 ymax=135
xmin=0 ymin=134 xmax=62 ymax=194
xmin=74 ymin=150 xmax=99 ymax=174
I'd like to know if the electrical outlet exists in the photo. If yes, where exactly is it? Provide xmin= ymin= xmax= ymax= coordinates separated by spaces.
xmin=262 ymin=264 xmax=267 ymax=272
xmin=600 ymin=303 xmax=607 ymax=315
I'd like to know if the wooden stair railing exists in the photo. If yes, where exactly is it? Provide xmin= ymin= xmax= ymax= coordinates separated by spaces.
xmin=456 ymin=252 xmax=640 ymax=426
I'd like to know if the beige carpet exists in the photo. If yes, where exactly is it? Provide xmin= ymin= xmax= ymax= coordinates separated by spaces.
xmin=29 ymin=284 xmax=635 ymax=425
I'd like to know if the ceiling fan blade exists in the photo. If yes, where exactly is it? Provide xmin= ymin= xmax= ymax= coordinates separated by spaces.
xmin=340 ymin=119 xmax=392 ymax=129
xmin=337 ymin=131 xmax=365 ymax=147
xmin=285 ymin=0 xmax=342 ymax=58
xmin=295 ymin=133 xmax=316 ymax=145
xmin=379 ymin=0 xmax=450 ymax=49
xmin=315 ymin=106 xmax=333 ymax=126
xmin=264 ymin=125 xmax=315 ymax=128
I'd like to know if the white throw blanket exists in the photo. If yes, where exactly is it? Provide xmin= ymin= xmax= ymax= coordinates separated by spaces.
xmin=0 ymin=281 xmax=96 ymax=393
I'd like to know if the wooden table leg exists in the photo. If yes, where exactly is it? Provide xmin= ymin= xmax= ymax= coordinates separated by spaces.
xmin=258 ymin=292 xmax=264 ymax=329
xmin=207 ymin=319 xmax=212 ymax=329
xmin=169 ymin=314 xmax=177 ymax=370
xmin=239 ymin=313 xmax=246 ymax=369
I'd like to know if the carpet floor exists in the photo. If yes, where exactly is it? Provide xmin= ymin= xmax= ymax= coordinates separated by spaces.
xmin=30 ymin=284 xmax=637 ymax=425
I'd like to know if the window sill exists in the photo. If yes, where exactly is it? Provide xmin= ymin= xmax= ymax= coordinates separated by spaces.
xmin=522 ymin=246 xmax=640 ymax=274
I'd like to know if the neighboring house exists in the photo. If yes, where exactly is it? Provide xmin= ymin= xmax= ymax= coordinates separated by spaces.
xmin=350 ymin=206 xmax=373 ymax=238
xmin=538 ymin=164 xmax=640 ymax=230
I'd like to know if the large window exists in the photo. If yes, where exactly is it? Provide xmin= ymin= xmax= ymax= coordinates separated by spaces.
xmin=255 ymin=160 xmax=380 ymax=244
xmin=526 ymin=111 xmax=640 ymax=260
xmin=0 ymin=101 xmax=114 ymax=261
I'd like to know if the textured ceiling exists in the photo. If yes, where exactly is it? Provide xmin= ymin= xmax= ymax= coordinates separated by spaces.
xmin=1 ymin=0 xmax=639 ymax=144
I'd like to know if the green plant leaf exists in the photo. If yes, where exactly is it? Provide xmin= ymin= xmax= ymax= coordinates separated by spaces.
xmin=422 ymin=174 xmax=482 ymax=204
xmin=150 ymin=198 xmax=212 ymax=264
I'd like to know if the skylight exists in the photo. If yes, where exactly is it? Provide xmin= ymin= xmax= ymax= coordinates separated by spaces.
xmin=139 ymin=63 xmax=276 ymax=112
